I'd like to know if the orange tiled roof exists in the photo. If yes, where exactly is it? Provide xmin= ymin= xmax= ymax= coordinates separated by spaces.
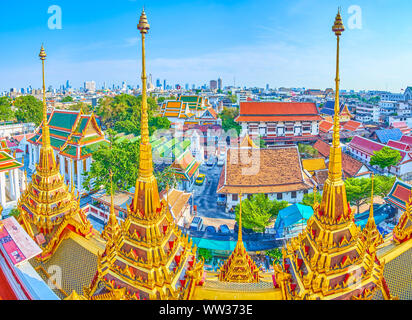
xmin=217 ymin=147 xmax=311 ymax=194
xmin=319 ymin=120 xmax=334 ymax=133
xmin=342 ymin=153 xmax=365 ymax=178
xmin=313 ymin=139 xmax=331 ymax=158
xmin=342 ymin=120 xmax=361 ymax=132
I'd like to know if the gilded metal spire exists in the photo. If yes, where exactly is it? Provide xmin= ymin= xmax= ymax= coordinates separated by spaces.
xmin=238 ymin=193 xmax=243 ymax=243
xmin=328 ymin=10 xmax=345 ymax=182
xmin=38 ymin=45 xmax=56 ymax=170
xmin=131 ymin=9 xmax=160 ymax=216
xmin=369 ymin=174 xmax=375 ymax=221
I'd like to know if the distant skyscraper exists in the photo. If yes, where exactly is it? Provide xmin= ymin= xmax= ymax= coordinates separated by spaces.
xmin=210 ymin=80 xmax=217 ymax=90
xmin=84 ymin=81 xmax=96 ymax=93
xmin=156 ymin=79 xmax=161 ymax=88
xmin=218 ymin=78 xmax=222 ymax=90
xmin=163 ymin=79 xmax=167 ymax=90
xmin=185 ymin=83 xmax=189 ymax=90
xmin=66 ymin=80 xmax=70 ymax=90
xmin=266 ymin=84 xmax=269 ymax=91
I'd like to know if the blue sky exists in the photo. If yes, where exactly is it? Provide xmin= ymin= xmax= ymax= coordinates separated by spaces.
xmin=1 ymin=0 xmax=412 ymax=92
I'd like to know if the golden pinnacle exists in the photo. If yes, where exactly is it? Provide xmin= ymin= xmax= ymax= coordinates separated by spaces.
xmin=137 ymin=9 xmax=150 ymax=34
xmin=39 ymin=45 xmax=47 ymax=60
xmin=332 ymin=9 xmax=345 ymax=36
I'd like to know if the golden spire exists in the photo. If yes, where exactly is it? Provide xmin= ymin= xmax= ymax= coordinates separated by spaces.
xmin=238 ymin=192 xmax=243 ymax=243
xmin=102 ymin=171 xmax=120 ymax=241
xmin=38 ymin=45 xmax=56 ymax=170
xmin=328 ymin=10 xmax=345 ymax=182
xmin=369 ymin=174 xmax=375 ymax=221
xmin=131 ymin=9 xmax=160 ymax=216
xmin=218 ymin=193 xmax=259 ymax=283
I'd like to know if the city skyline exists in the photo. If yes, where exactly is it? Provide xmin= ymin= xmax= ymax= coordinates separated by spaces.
xmin=2 ymin=0 xmax=412 ymax=92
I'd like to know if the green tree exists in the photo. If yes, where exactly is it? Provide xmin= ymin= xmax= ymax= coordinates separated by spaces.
xmin=374 ymin=175 xmax=396 ymax=198
xmin=235 ymin=194 xmax=288 ymax=233
xmin=61 ymin=96 xmax=74 ymax=103
xmin=68 ymin=102 xmax=92 ymax=113
xmin=265 ymin=248 xmax=282 ymax=265
xmin=298 ymin=143 xmax=319 ymax=158
xmin=370 ymin=146 xmax=402 ymax=171
xmin=345 ymin=177 xmax=372 ymax=213
xmin=83 ymin=137 xmax=177 ymax=194
xmin=149 ymin=116 xmax=171 ymax=135
xmin=14 ymin=95 xmax=43 ymax=125
xmin=219 ymin=107 xmax=241 ymax=135
xmin=301 ymin=192 xmax=322 ymax=207
xmin=0 ymin=97 xmax=14 ymax=121
xmin=259 ymin=138 xmax=266 ymax=149
xmin=197 ymin=248 xmax=212 ymax=262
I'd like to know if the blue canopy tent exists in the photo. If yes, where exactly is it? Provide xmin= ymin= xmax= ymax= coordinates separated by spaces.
xmin=274 ymin=204 xmax=314 ymax=238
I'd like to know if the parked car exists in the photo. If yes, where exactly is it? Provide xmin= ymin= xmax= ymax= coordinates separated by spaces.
xmin=205 ymin=226 xmax=216 ymax=233
xmin=195 ymin=173 xmax=206 ymax=185
xmin=217 ymin=194 xmax=226 ymax=205
xmin=206 ymin=156 xmax=216 ymax=166
xmin=218 ymin=224 xmax=230 ymax=234
xmin=190 ymin=216 xmax=203 ymax=231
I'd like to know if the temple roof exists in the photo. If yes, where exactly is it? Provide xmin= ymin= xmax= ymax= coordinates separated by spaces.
xmin=235 ymin=102 xmax=322 ymax=122
xmin=217 ymin=146 xmax=313 ymax=194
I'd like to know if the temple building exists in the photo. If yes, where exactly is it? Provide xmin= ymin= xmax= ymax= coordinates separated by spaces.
xmin=83 ymin=10 xmax=204 ymax=300
xmin=217 ymin=144 xmax=316 ymax=212
xmin=235 ymin=101 xmax=322 ymax=145
xmin=0 ymin=146 xmax=23 ymax=211
xmin=27 ymin=109 xmax=109 ymax=194
xmin=273 ymin=11 xmax=394 ymax=300
xmin=319 ymin=101 xmax=353 ymax=122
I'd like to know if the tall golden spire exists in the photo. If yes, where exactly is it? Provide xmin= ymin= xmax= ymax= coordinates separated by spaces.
xmin=238 ymin=192 xmax=243 ymax=243
xmin=317 ymin=10 xmax=348 ymax=222
xmin=328 ymin=9 xmax=345 ymax=182
xmin=369 ymin=174 xmax=375 ymax=221
xmin=38 ymin=45 xmax=56 ymax=170
xmin=131 ymin=9 xmax=160 ymax=216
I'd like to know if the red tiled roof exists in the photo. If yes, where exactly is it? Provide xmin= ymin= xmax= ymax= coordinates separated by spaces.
xmin=387 ymin=140 xmax=410 ymax=151
xmin=349 ymin=136 xmax=408 ymax=163
xmin=342 ymin=120 xmax=361 ymax=132
xmin=400 ymin=135 xmax=412 ymax=146
xmin=313 ymin=139 xmax=330 ymax=158
xmin=236 ymin=102 xmax=322 ymax=122
xmin=206 ymin=107 xmax=218 ymax=120
xmin=319 ymin=121 xmax=333 ymax=133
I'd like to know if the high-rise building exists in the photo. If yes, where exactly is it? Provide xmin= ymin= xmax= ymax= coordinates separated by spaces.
xmin=156 ymin=78 xmax=161 ymax=88
xmin=84 ymin=81 xmax=96 ymax=93
xmin=218 ymin=78 xmax=222 ymax=90
xmin=210 ymin=80 xmax=217 ymax=90
xmin=163 ymin=79 xmax=167 ymax=90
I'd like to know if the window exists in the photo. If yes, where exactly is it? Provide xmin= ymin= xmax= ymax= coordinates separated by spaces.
xmin=247 ymin=194 xmax=252 ymax=200
xmin=277 ymin=193 xmax=283 ymax=200
xmin=232 ymin=194 xmax=238 ymax=201
xmin=291 ymin=191 xmax=297 ymax=199
xmin=304 ymin=190 xmax=308 ymax=195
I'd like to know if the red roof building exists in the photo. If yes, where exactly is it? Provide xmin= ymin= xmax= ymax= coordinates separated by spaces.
xmin=235 ymin=102 xmax=322 ymax=144
xmin=319 ymin=120 xmax=334 ymax=133
xmin=391 ymin=121 xmax=411 ymax=135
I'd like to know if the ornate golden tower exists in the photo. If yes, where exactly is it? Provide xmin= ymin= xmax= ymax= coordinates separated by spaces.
xmin=219 ymin=194 xmax=260 ymax=283
xmin=86 ymin=9 xmax=204 ymax=300
xmin=361 ymin=175 xmax=383 ymax=250
xmin=17 ymin=45 xmax=93 ymax=261
xmin=274 ymin=10 xmax=393 ymax=300
xmin=393 ymin=188 xmax=412 ymax=244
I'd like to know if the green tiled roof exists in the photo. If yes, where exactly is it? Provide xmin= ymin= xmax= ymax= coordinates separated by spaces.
xmin=81 ymin=140 xmax=110 ymax=156
xmin=49 ymin=137 xmax=66 ymax=149
xmin=179 ymin=96 xmax=199 ymax=103
xmin=74 ymin=117 xmax=89 ymax=134
xmin=49 ymin=128 xmax=71 ymax=139
xmin=151 ymin=137 xmax=167 ymax=149
xmin=62 ymin=144 xmax=77 ymax=156
xmin=48 ymin=112 xmax=79 ymax=130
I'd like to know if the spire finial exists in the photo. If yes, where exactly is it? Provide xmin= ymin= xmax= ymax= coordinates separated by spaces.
xmin=369 ymin=174 xmax=375 ymax=220
xmin=39 ymin=45 xmax=51 ymax=148
xmin=137 ymin=8 xmax=150 ymax=34
xmin=238 ymin=193 xmax=243 ymax=242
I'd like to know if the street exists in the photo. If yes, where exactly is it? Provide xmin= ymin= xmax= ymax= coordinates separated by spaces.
xmin=192 ymin=162 xmax=233 ymax=220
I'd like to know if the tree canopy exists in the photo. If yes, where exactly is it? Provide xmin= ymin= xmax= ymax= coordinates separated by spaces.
xmin=301 ymin=191 xmax=322 ymax=207
xmin=0 ymin=97 xmax=14 ymax=121
xmin=219 ymin=107 xmax=241 ymax=135
xmin=345 ymin=177 xmax=372 ymax=213
xmin=82 ymin=137 xmax=178 ymax=194
xmin=14 ymin=95 xmax=43 ymax=125
xmin=370 ymin=146 xmax=402 ymax=170
xmin=61 ymin=96 xmax=74 ymax=102
xmin=68 ymin=102 xmax=93 ymax=114
xmin=96 ymin=94 xmax=168 ymax=135
xmin=234 ymin=194 xmax=288 ymax=233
